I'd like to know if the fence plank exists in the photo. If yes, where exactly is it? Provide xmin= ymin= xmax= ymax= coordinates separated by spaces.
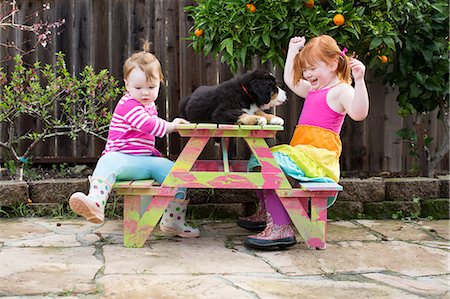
xmin=165 ymin=0 xmax=181 ymax=156
xmin=366 ymin=72 xmax=386 ymax=173
xmin=35 ymin=0 xmax=57 ymax=158
xmin=383 ymin=86 xmax=403 ymax=172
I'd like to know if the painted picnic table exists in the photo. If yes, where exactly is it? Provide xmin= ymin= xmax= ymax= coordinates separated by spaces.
xmin=114 ymin=123 xmax=342 ymax=249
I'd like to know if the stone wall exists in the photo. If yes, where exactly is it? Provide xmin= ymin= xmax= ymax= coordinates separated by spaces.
xmin=0 ymin=176 xmax=448 ymax=219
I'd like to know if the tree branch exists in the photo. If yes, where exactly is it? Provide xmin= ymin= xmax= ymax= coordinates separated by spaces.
xmin=428 ymin=98 xmax=450 ymax=177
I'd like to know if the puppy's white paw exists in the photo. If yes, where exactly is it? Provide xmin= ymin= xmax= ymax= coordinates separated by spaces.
xmin=269 ymin=116 xmax=284 ymax=126
xmin=256 ymin=117 xmax=268 ymax=126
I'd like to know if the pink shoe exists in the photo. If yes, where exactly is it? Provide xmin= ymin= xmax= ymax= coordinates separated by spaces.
xmin=244 ymin=212 xmax=296 ymax=250
xmin=69 ymin=192 xmax=104 ymax=224
xmin=237 ymin=207 xmax=267 ymax=231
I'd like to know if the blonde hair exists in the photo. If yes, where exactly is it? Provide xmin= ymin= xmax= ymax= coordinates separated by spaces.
xmin=123 ymin=40 xmax=164 ymax=83
xmin=293 ymin=35 xmax=351 ymax=85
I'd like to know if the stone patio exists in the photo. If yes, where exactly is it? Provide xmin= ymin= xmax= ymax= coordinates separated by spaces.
xmin=0 ymin=217 xmax=448 ymax=298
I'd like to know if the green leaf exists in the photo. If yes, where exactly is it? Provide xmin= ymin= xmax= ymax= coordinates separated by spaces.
xmin=344 ymin=27 xmax=359 ymax=39
xmin=262 ymin=32 xmax=270 ymax=47
xmin=409 ymin=84 xmax=423 ymax=98
xmin=219 ymin=38 xmax=232 ymax=51
xmin=421 ymin=49 xmax=433 ymax=63
xmin=239 ymin=47 xmax=247 ymax=65
xmin=382 ymin=36 xmax=395 ymax=50
xmin=369 ymin=37 xmax=383 ymax=50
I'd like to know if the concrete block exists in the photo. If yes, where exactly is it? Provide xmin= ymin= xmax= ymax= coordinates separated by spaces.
xmin=29 ymin=179 xmax=88 ymax=203
xmin=0 ymin=181 xmax=29 ymax=206
xmin=421 ymin=198 xmax=449 ymax=219
xmin=339 ymin=178 xmax=385 ymax=202
xmin=187 ymin=189 xmax=257 ymax=204
xmin=385 ymin=178 xmax=440 ymax=201
xmin=364 ymin=201 xmax=421 ymax=219
xmin=328 ymin=201 xmax=364 ymax=219
xmin=188 ymin=203 xmax=245 ymax=219
xmin=438 ymin=175 xmax=449 ymax=198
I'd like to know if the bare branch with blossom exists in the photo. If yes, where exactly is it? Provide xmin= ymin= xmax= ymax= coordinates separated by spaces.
xmin=0 ymin=0 xmax=65 ymax=63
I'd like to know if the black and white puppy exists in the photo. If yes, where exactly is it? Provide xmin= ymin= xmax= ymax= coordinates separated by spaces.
xmin=179 ymin=69 xmax=287 ymax=126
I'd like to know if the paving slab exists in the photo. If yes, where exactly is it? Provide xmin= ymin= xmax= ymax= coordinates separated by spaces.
xmin=0 ymin=247 xmax=101 ymax=296
xmin=97 ymin=274 xmax=257 ymax=299
xmin=417 ymin=219 xmax=450 ymax=240
xmin=0 ymin=218 xmax=50 ymax=243
xmin=362 ymin=273 xmax=450 ymax=297
xmin=0 ymin=217 xmax=448 ymax=298
xmin=228 ymin=276 xmax=425 ymax=299
xmin=327 ymin=220 xmax=378 ymax=241
xmin=248 ymin=240 xmax=449 ymax=277
xmin=103 ymin=237 xmax=274 ymax=275
xmin=355 ymin=219 xmax=436 ymax=241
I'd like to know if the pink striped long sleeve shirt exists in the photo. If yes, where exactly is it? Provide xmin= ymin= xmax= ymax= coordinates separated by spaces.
xmin=102 ymin=94 xmax=168 ymax=156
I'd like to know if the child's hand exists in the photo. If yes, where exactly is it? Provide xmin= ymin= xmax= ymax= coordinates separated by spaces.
xmin=172 ymin=117 xmax=190 ymax=125
xmin=349 ymin=58 xmax=366 ymax=81
xmin=288 ymin=36 xmax=306 ymax=53
xmin=166 ymin=118 xmax=190 ymax=134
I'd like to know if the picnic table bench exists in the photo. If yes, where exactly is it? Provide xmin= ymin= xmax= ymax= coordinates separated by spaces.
xmin=113 ymin=123 xmax=342 ymax=249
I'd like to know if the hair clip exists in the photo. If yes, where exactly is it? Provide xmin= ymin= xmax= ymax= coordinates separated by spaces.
xmin=340 ymin=47 xmax=348 ymax=57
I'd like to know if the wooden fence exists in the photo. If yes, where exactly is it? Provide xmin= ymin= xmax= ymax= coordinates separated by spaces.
xmin=0 ymin=0 xmax=447 ymax=174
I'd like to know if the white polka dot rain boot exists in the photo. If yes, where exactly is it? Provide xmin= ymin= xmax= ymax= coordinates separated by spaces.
xmin=69 ymin=176 xmax=112 ymax=223
xmin=159 ymin=199 xmax=200 ymax=238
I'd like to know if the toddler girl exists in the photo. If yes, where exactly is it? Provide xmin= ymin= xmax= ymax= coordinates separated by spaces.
xmin=69 ymin=42 xmax=199 ymax=238
xmin=242 ymin=35 xmax=369 ymax=249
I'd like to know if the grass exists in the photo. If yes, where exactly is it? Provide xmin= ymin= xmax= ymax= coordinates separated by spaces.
xmin=0 ymin=196 xmax=123 ymax=220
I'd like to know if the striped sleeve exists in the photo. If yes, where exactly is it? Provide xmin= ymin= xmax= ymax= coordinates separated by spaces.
xmin=121 ymin=100 xmax=168 ymax=137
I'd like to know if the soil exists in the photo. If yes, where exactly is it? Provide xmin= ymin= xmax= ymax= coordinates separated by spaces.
xmin=0 ymin=164 xmax=94 ymax=181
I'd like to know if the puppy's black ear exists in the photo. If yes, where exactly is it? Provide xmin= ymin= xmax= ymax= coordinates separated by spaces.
xmin=179 ymin=96 xmax=190 ymax=118
xmin=249 ymin=79 xmax=274 ymax=105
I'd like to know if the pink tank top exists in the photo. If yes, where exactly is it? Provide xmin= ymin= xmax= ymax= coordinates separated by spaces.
xmin=298 ymin=87 xmax=346 ymax=134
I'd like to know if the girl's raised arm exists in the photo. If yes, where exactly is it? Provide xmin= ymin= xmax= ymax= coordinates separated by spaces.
xmin=283 ymin=36 xmax=311 ymax=98
xmin=340 ymin=58 xmax=369 ymax=121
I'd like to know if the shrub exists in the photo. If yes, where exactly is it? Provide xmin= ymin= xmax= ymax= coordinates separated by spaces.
xmin=386 ymin=0 xmax=449 ymax=176
xmin=0 ymin=53 xmax=123 ymax=178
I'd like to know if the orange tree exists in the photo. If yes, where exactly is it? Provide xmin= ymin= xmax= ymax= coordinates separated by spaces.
xmin=385 ymin=0 xmax=448 ymax=177
xmin=185 ymin=0 xmax=449 ymax=177
xmin=185 ymin=0 xmax=399 ymax=72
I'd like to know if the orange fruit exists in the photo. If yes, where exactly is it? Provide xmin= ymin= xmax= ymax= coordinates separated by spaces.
xmin=304 ymin=0 xmax=314 ymax=8
xmin=194 ymin=28 xmax=203 ymax=37
xmin=333 ymin=14 xmax=345 ymax=26
xmin=246 ymin=3 xmax=256 ymax=13
xmin=378 ymin=55 xmax=388 ymax=64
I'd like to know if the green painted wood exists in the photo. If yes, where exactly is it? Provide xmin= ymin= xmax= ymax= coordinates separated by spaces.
xmin=170 ymin=137 xmax=210 ymax=171
xmin=113 ymin=179 xmax=156 ymax=189
xmin=176 ymin=123 xmax=197 ymax=130
xmin=261 ymin=125 xmax=284 ymax=131
xmin=195 ymin=123 xmax=218 ymax=129
xmin=276 ymin=189 xmax=338 ymax=198
xmin=218 ymin=124 xmax=240 ymax=130
xmin=239 ymin=125 xmax=264 ymax=130
xmin=221 ymin=137 xmax=230 ymax=173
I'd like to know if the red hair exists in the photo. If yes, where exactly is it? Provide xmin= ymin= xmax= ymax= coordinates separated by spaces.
xmin=293 ymin=35 xmax=351 ymax=85
xmin=123 ymin=40 xmax=164 ymax=83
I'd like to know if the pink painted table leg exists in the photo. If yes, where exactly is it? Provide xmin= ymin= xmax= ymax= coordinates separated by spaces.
xmin=123 ymin=194 xmax=173 ymax=247
xmin=279 ymin=196 xmax=328 ymax=250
